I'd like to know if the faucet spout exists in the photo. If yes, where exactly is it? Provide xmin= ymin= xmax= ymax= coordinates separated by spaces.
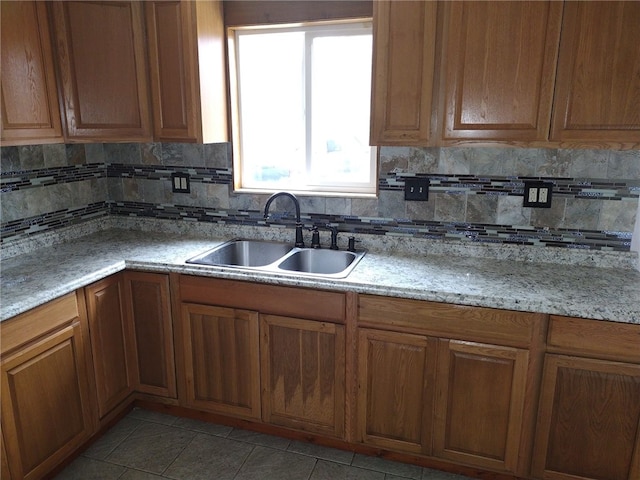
xmin=263 ymin=192 xmax=305 ymax=248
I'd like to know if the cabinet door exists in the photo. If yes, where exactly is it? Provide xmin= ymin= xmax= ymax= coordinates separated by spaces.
xmin=433 ymin=340 xmax=529 ymax=473
xmin=440 ymin=1 xmax=562 ymax=143
xmin=1 ymin=323 xmax=94 ymax=480
xmin=50 ymin=1 xmax=152 ymax=142
xmin=123 ymin=272 xmax=176 ymax=398
xmin=1 ymin=1 xmax=63 ymax=145
xmin=85 ymin=275 xmax=136 ymax=418
xmin=145 ymin=1 xmax=227 ymax=143
xmin=370 ymin=0 xmax=437 ymax=145
xmin=181 ymin=303 xmax=261 ymax=419
xmin=551 ymin=1 xmax=640 ymax=148
xmin=261 ymin=315 xmax=345 ymax=438
xmin=532 ymin=355 xmax=640 ymax=480
xmin=357 ymin=328 xmax=436 ymax=454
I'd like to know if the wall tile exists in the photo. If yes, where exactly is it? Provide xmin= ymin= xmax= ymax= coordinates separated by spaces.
xmin=434 ymin=192 xmax=466 ymax=222
xmin=299 ymin=196 xmax=326 ymax=215
xmin=43 ymin=144 xmax=67 ymax=168
xmin=504 ymin=148 xmax=551 ymax=177
xmin=104 ymin=143 xmax=141 ymax=165
xmin=85 ymin=143 xmax=106 ymax=164
xmin=123 ymin=178 xmax=142 ymax=202
xmin=565 ymin=149 xmax=609 ymax=178
xmin=608 ymin=150 xmax=640 ymax=178
xmin=183 ymin=143 xmax=205 ymax=167
xmin=406 ymin=197 xmax=435 ymax=221
xmin=407 ymin=147 xmax=439 ymax=172
xmin=439 ymin=148 xmax=471 ymax=174
xmin=141 ymin=143 xmax=162 ymax=165
xmin=107 ymin=178 xmax=124 ymax=202
xmin=351 ymin=197 xmax=378 ymax=217
xmin=204 ymin=143 xmax=232 ymax=169
xmin=598 ymin=198 xmax=637 ymax=231
xmin=378 ymin=190 xmax=406 ymax=219
xmin=326 ymin=197 xmax=351 ymax=216
xmin=496 ymin=195 xmax=530 ymax=226
xmin=466 ymin=194 xmax=498 ymax=224
xmin=530 ymin=199 xmax=566 ymax=228
xmin=19 ymin=145 xmax=44 ymax=170
xmin=1 ymin=146 xmax=20 ymax=172
xmin=66 ymin=144 xmax=87 ymax=165
xmin=564 ymin=198 xmax=602 ymax=230
xmin=161 ymin=143 xmax=184 ymax=166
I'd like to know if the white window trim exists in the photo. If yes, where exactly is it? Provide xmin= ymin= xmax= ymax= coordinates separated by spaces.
xmin=227 ymin=20 xmax=378 ymax=197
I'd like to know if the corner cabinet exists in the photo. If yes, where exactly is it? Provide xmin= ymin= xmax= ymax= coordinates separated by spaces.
xmin=357 ymin=295 xmax=546 ymax=476
xmin=84 ymin=274 xmax=136 ymax=419
xmin=370 ymin=0 xmax=437 ymax=145
xmin=0 ymin=293 xmax=95 ymax=480
xmin=0 ymin=1 xmax=63 ymax=146
xmin=532 ymin=316 xmax=640 ymax=480
xmin=176 ymin=276 xmax=347 ymax=437
xmin=49 ymin=1 xmax=152 ymax=142
xmin=439 ymin=0 xmax=562 ymax=144
xmin=550 ymin=1 xmax=640 ymax=148
xmin=144 ymin=0 xmax=228 ymax=143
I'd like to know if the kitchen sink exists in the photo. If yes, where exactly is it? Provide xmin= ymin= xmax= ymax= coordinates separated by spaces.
xmin=186 ymin=239 xmax=293 ymax=267
xmin=276 ymin=249 xmax=361 ymax=276
xmin=185 ymin=239 xmax=365 ymax=278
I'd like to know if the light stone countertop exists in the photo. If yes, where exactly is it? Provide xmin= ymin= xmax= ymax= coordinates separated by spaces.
xmin=1 ymin=226 xmax=639 ymax=324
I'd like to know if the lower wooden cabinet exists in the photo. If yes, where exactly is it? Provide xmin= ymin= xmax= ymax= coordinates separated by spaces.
xmin=123 ymin=271 xmax=176 ymax=398
xmin=261 ymin=315 xmax=345 ymax=437
xmin=433 ymin=340 xmax=529 ymax=472
xmin=532 ymin=316 xmax=640 ymax=480
xmin=357 ymin=328 xmax=436 ymax=454
xmin=85 ymin=274 xmax=136 ymax=418
xmin=0 ymin=293 xmax=95 ymax=480
xmin=180 ymin=303 xmax=261 ymax=419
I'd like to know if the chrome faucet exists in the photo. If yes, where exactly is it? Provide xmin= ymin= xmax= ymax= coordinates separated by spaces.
xmin=263 ymin=192 xmax=305 ymax=248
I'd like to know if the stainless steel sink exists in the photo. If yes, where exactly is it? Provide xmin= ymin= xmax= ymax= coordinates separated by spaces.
xmin=186 ymin=239 xmax=293 ymax=267
xmin=276 ymin=249 xmax=362 ymax=276
xmin=185 ymin=239 xmax=365 ymax=278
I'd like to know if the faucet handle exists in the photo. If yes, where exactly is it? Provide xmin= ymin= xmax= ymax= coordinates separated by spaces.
xmin=347 ymin=236 xmax=360 ymax=252
xmin=310 ymin=226 xmax=321 ymax=248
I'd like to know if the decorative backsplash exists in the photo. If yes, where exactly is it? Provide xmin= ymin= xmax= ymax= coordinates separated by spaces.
xmin=1 ymin=142 xmax=638 ymax=251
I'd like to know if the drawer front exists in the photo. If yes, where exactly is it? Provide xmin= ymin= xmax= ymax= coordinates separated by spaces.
xmin=179 ymin=276 xmax=346 ymax=323
xmin=548 ymin=315 xmax=640 ymax=363
xmin=359 ymin=294 xmax=543 ymax=347
xmin=1 ymin=292 xmax=80 ymax=355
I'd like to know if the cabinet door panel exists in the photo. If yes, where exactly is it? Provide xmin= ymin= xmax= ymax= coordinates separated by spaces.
xmin=532 ymin=355 xmax=640 ymax=480
xmin=357 ymin=328 xmax=436 ymax=454
xmin=124 ymin=272 xmax=176 ymax=398
xmin=370 ymin=0 xmax=437 ymax=145
xmin=434 ymin=340 xmax=528 ymax=472
xmin=551 ymin=1 xmax=640 ymax=147
xmin=441 ymin=1 xmax=561 ymax=142
xmin=261 ymin=315 xmax=345 ymax=437
xmin=182 ymin=303 xmax=261 ymax=419
xmin=50 ymin=1 xmax=151 ymax=141
xmin=1 ymin=1 xmax=63 ymax=145
xmin=85 ymin=275 xmax=135 ymax=418
xmin=1 ymin=324 xmax=93 ymax=480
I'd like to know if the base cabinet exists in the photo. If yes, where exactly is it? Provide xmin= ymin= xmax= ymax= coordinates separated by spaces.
xmin=532 ymin=316 xmax=640 ymax=480
xmin=0 ymin=293 xmax=95 ymax=480
xmin=261 ymin=315 xmax=345 ymax=437
xmin=124 ymin=272 xmax=176 ymax=398
xmin=180 ymin=303 xmax=261 ymax=419
xmin=85 ymin=275 xmax=135 ymax=418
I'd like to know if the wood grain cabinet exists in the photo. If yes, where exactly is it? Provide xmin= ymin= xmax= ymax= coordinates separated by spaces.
xmin=123 ymin=271 xmax=176 ymax=398
xmin=532 ymin=316 xmax=640 ymax=480
xmin=144 ymin=0 xmax=228 ymax=143
xmin=550 ymin=1 xmax=640 ymax=148
xmin=0 ymin=1 xmax=63 ymax=146
xmin=85 ymin=274 xmax=136 ymax=419
xmin=49 ymin=1 xmax=152 ymax=142
xmin=357 ymin=295 xmax=545 ymax=476
xmin=176 ymin=276 xmax=347 ymax=436
xmin=370 ymin=0 xmax=437 ymax=145
xmin=0 ymin=293 xmax=95 ymax=480
xmin=439 ymin=1 xmax=562 ymax=144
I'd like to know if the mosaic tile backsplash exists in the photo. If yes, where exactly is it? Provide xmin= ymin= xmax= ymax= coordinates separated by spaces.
xmin=1 ymin=143 xmax=639 ymax=251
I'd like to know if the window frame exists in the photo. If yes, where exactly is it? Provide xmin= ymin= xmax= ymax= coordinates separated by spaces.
xmin=227 ymin=19 xmax=378 ymax=197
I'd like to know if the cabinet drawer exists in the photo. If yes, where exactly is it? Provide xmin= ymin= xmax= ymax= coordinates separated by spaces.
xmin=179 ymin=276 xmax=346 ymax=323
xmin=548 ymin=316 xmax=640 ymax=363
xmin=359 ymin=295 xmax=543 ymax=348
xmin=1 ymin=293 xmax=80 ymax=355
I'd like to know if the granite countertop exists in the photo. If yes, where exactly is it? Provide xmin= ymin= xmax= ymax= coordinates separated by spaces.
xmin=1 ymin=227 xmax=639 ymax=324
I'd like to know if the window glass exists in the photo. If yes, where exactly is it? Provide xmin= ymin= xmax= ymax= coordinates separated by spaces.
xmin=230 ymin=21 xmax=376 ymax=195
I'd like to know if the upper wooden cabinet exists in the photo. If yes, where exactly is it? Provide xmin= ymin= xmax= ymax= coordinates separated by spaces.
xmin=145 ymin=1 xmax=228 ymax=143
xmin=440 ymin=1 xmax=562 ymax=144
xmin=370 ymin=0 xmax=437 ymax=145
xmin=0 ymin=1 xmax=63 ymax=146
xmin=550 ymin=1 xmax=640 ymax=148
xmin=49 ymin=1 xmax=152 ymax=142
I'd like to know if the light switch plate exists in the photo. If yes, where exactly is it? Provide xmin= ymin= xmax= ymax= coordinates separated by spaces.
xmin=171 ymin=172 xmax=191 ymax=193
xmin=404 ymin=177 xmax=429 ymax=201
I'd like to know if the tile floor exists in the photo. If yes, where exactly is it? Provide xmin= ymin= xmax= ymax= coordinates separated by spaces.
xmin=55 ymin=408 xmax=476 ymax=480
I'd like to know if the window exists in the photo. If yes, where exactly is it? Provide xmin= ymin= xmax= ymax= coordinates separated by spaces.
xmin=228 ymin=21 xmax=376 ymax=195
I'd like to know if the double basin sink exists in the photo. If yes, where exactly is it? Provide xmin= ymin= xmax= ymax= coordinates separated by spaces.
xmin=186 ymin=239 xmax=366 ymax=278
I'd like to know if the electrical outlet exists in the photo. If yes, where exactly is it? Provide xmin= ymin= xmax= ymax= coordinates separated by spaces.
xmin=171 ymin=172 xmax=190 ymax=193
xmin=404 ymin=177 xmax=429 ymax=201
xmin=523 ymin=181 xmax=553 ymax=208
